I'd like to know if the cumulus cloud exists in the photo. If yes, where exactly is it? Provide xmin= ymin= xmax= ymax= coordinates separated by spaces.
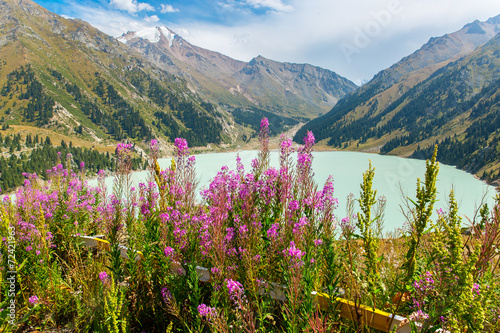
xmin=62 ymin=0 xmax=500 ymax=82
xmin=177 ymin=0 xmax=500 ymax=81
xmin=243 ymin=0 xmax=293 ymax=13
xmin=109 ymin=0 xmax=155 ymax=14
xmin=68 ymin=2 xmax=155 ymax=36
xmin=145 ymin=15 xmax=160 ymax=22
xmin=160 ymin=4 xmax=180 ymax=13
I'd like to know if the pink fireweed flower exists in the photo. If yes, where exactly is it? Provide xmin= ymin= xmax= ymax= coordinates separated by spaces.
xmin=140 ymin=202 xmax=152 ymax=216
xmin=239 ymin=224 xmax=248 ymax=235
xmin=174 ymin=138 xmax=189 ymax=157
xmin=28 ymin=295 xmax=39 ymax=305
xmin=472 ymin=283 xmax=480 ymax=297
xmin=251 ymin=158 xmax=259 ymax=170
xmin=267 ymin=223 xmax=280 ymax=239
xmin=226 ymin=279 xmax=245 ymax=308
xmin=115 ymin=142 xmax=133 ymax=181
xmin=161 ymin=287 xmax=172 ymax=303
xmin=226 ymin=247 xmax=237 ymax=257
xmin=150 ymin=139 xmax=159 ymax=160
xmin=283 ymin=241 xmax=306 ymax=266
xmin=293 ymin=217 xmax=309 ymax=236
xmin=413 ymin=271 xmax=435 ymax=296
xmin=303 ymin=131 xmax=315 ymax=150
xmin=280 ymin=135 xmax=293 ymax=151
xmin=198 ymin=303 xmax=217 ymax=320
xmin=255 ymin=117 xmax=270 ymax=171
xmin=279 ymin=134 xmax=294 ymax=170
xmin=210 ymin=267 xmax=221 ymax=279
xmin=341 ymin=216 xmax=355 ymax=234
xmin=116 ymin=142 xmax=133 ymax=154
xmin=289 ymin=200 xmax=299 ymax=212
xmin=320 ymin=176 xmax=336 ymax=202
xmin=164 ymin=246 xmax=175 ymax=259
xmin=297 ymin=153 xmax=312 ymax=169
xmin=260 ymin=117 xmax=269 ymax=131
xmin=314 ymin=239 xmax=323 ymax=246
xmin=99 ymin=271 xmax=109 ymax=284
xmin=409 ymin=310 xmax=429 ymax=322
xmin=286 ymin=242 xmax=305 ymax=259
xmin=225 ymin=227 xmax=235 ymax=242
xmin=236 ymin=154 xmax=245 ymax=176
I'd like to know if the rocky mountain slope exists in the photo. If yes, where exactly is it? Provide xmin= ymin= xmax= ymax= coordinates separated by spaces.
xmin=399 ymin=33 xmax=500 ymax=181
xmin=295 ymin=15 xmax=500 ymax=181
xmin=0 ymin=0 xmax=252 ymax=151
xmin=118 ymin=27 xmax=358 ymax=119
xmin=0 ymin=0 xmax=357 ymax=157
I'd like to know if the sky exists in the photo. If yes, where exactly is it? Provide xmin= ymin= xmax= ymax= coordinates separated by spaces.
xmin=34 ymin=0 xmax=500 ymax=84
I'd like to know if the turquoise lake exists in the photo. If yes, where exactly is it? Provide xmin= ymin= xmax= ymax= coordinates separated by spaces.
xmin=100 ymin=151 xmax=496 ymax=233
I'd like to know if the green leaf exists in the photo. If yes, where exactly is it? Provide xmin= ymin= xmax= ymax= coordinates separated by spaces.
xmin=408 ymin=197 xmax=418 ymax=207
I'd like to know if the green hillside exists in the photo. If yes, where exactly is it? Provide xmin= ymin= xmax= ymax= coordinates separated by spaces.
xmin=0 ymin=0 xmax=234 ymax=150
xmin=296 ymin=24 xmax=500 ymax=182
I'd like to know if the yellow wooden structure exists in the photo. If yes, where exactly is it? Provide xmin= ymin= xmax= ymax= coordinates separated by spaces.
xmin=78 ymin=235 xmax=411 ymax=332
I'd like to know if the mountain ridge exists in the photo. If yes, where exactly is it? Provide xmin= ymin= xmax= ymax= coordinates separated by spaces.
xmin=118 ymin=26 xmax=358 ymax=119
xmin=0 ymin=0 xmax=356 ymax=168
xmin=295 ymin=14 xmax=500 ymax=181
xmin=0 ymin=0 xmax=239 ymax=150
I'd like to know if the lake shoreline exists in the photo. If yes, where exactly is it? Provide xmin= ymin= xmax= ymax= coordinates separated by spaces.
xmin=176 ymin=142 xmax=497 ymax=188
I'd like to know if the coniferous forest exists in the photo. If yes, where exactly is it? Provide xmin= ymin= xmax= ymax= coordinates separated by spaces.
xmin=294 ymin=33 xmax=500 ymax=182
xmin=0 ymin=132 xmax=143 ymax=192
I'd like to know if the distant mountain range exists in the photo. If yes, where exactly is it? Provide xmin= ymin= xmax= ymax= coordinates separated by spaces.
xmin=295 ymin=15 xmax=500 ymax=182
xmin=118 ymin=27 xmax=357 ymax=119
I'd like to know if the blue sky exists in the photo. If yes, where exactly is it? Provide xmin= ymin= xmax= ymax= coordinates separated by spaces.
xmin=34 ymin=0 xmax=500 ymax=84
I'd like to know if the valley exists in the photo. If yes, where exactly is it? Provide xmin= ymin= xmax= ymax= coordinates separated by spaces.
xmin=1 ymin=0 xmax=500 ymax=192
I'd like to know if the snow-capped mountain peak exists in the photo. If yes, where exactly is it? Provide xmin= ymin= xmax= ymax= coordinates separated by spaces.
xmin=117 ymin=26 xmax=176 ymax=47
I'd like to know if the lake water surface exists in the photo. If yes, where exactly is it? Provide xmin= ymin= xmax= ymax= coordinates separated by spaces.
xmin=101 ymin=151 xmax=496 ymax=233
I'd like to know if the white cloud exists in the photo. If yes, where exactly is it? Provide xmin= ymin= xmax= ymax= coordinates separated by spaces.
xmin=69 ymin=3 xmax=156 ymax=36
xmin=109 ymin=0 xmax=154 ymax=14
xmin=145 ymin=15 xmax=160 ymax=22
xmin=137 ymin=2 xmax=155 ymax=12
xmin=64 ymin=0 xmax=500 ymax=82
xmin=160 ymin=4 xmax=180 ymax=13
xmin=243 ymin=0 xmax=293 ymax=13
xmin=175 ymin=0 xmax=500 ymax=82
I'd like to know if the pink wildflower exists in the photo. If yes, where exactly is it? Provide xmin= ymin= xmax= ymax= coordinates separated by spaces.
xmin=28 ymin=295 xmax=39 ymax=305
